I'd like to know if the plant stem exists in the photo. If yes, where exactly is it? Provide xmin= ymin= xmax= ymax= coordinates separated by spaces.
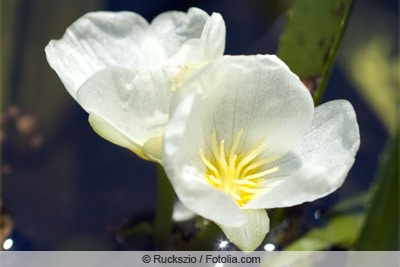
xmin=314 ymin=0 xmax=354 ymax=104
xmin=153 ymin=164 xmax=175 ymax=248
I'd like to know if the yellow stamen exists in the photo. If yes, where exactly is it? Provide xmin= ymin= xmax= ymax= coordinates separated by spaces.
xmin=199 ymin=129 xmax=279 ymax=207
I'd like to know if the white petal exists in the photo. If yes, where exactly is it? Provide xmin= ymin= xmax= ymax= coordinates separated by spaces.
xmin=77 ymin=67 xmax=170 ymax=159
xmin=244 ymin=100 xmax=360 ymax=209
xmin=142 ymin=136 xmax=163 ymax=163
xmin=199 ymin=12 xmax=226 ymax=59
xmin=163 ymin=55 xmax=314 ymax=226
xmin=172 ymin=55 xmax=314 ymax=158
xmin=167 ymin=11 xmax=226 ymax=69
xmin=172 ymin=201 xmax=196 ymax=222
xmin=45 ymin=11 xmax=166 ymax=99
xmin=88 ymin=113 xmax=147 ymax=159
xmin=163 ymin=94 xmax=246 ymax=227
xmin=151 ymin=7 xmax=209 ymax=57
xmin=165 ymin=12 xmax=225 ymax=91
xmin=218 ymin=209 xmax=269 ymax=252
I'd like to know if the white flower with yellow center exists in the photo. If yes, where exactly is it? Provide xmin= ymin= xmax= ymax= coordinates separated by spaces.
xmin=162 ymin=55 xmax=360 ymax=251
xmin=45 ymin=8 xmax=225 ymax=161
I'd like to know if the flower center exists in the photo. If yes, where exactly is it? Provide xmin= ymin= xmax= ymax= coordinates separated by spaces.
xmin=199 ymin=129 xmax=279 ymax=207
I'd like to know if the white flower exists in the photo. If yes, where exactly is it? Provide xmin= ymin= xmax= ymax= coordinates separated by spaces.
xmin=45 ymin=8 xmax=225 ymax=161
xmin=162 ymin=55 xmax=360 ymax=251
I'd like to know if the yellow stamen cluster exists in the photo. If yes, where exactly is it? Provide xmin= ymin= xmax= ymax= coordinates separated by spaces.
xmin=199 ymin=129 xmax=278 ymax=207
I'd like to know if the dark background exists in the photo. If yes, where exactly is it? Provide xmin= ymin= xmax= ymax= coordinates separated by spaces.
xmin=2 ymin=0 xmax=397 ymax=250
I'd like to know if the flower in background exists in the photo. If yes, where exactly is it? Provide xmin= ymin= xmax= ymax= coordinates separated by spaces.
xmin=162 ymin=55 xmax=360 ymax=251
xmin=45 ymin=8 xmax=225 ymax=161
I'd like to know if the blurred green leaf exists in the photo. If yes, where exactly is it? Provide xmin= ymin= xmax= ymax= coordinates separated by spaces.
xmin=285 ymin=213 xmax=364 ymax=250
xmin=122 ymin=222 xmax=153 ymax=240
xmin=336 ymin=1 xmax=398 ymax=135
xmin=341 ymin=37 xmax=398 ymax=135
xmin=355 ymin=131 xmax=399 ymax=250
xmin=326 ymin=193 xmax=368 ymax=216
xmin=2 ymin=0 xmax=20 ymax=106
xmin=278 ymin=0 xmax=354 ymax=103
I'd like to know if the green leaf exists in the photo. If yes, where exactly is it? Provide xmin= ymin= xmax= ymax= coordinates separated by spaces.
xmin=341 ymin=36 xmax=398 ymax=135
xmin=285 ymin=213 xmax=364 ymax=250
xmin=355 ymin=132 xmax=399 ymax=250
xmin=278 ymin=0 xmax=354 ymax=103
